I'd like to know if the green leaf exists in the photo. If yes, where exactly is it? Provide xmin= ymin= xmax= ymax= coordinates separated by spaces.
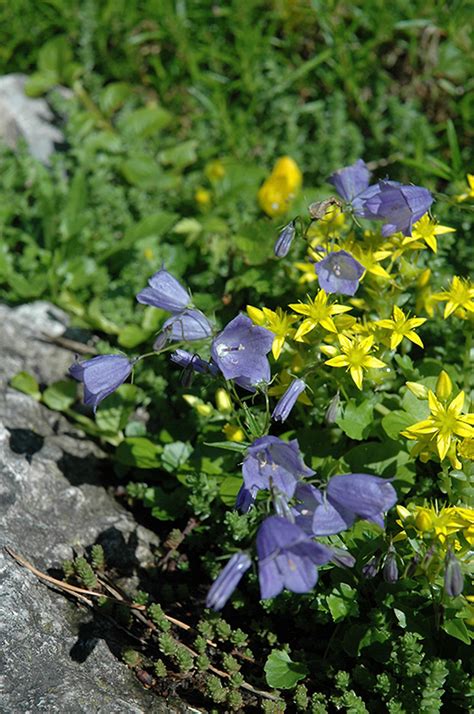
xmin=204 ymin=440 xmax=249 ymax=453
xmin=115 ymin=437 xmax=162 ymax=468
xmin=95 ymin=390 xmax=137 ymax=434
xmin=10 ymin=371 xmax=41 ymax=400
xmin=99 ymin=82 xmax=132 ymax=116
xmin=118 ymin=324 xmax=151 ymax=348
xmin=144 ymin=486 xmax=188 ymax=521
xmin=264 ymin=650 xmax=308 ymax=690
xmin=327 ymin=583 xmax=359 ymax=622
xmin=381 ymin=410 xmax=415 ymax=440
xmin=336 ymin=399 xmax=374 ymax=440
xmin=120 ymin=106 xmax=171 ymax=138
xmin=158 ymin=140 xmax=198 ymax=169
xmin=120 ymin=156 xmax=163 ymax=189
xmin=42 ymin=380 xmax=77 ymax=411
xmin=162 ymin=441 xmax=193 ymax=472
xmin=219 ymin=475 xmax=243 ymax=506
xmin=442 ymin=618 xmax=472 ymax=645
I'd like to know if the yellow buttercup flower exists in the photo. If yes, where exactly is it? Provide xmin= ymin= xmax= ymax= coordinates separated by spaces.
xmin=324 ymin=334 xmax=386 ymax=390
xmin=258 ymin=175 xmax=294 ymax=217
xmin=289 ymin=291 xmax=351 ymax=340
xmin=258 ymin=156 xmax=302 ymax=217
xmin=403 ymin=214 xmax=455 ymax=253
xmin=246 ymin=305 xmax=297 ymax=359
xmin=271 ymin=156 xmax=303 ymax=192
xmin=456 ymin=173 xmax=474 ymax=202
xmin=223 ymin=424 xmax=245 ymax=442
xmin=205 ymin=160 xmax=225 ymax=182
xmin=195 ymin=188 xmax=212 ymax=208
xmin=376 ymin=305 xmax=426 ymax=350
xmin=432 ymin=276 xmax=474 ymax=319
xmin=402 ymin=390 xmax=474 ymax=462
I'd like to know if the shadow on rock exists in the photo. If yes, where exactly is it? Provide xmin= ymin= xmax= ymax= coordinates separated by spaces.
xmin=8 ymin=427 xmax=45 ymax=463
xmin=56 ymin=447 xmax=111 ymax=488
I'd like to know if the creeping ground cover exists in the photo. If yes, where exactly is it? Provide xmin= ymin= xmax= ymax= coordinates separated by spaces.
xmin=1 ymin=1 xmax=473 ymax=711
xmin=12 ymin=156 xmax=474 ymax=710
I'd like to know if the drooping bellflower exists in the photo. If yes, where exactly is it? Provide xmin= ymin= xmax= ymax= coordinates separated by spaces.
xmin=271 ymin=378 xmax=306 ymax=422
xmin=293 ymin=473 xmax=398 ymax=536
xmin=211 ymin=314 xmax=273 ymax=391
xmin=241 ymin=436 xmax=314 ymax=507
xmin=328 ymin=159 xmax=372 ymax=205
xmin=69 ymin=354 xmax=133 ymax=412
xmin=206 ymin=552 xmax=252 ymax=610
xmin=361 ymin=180 xmax=433 ymax=237
xmin=256 ymin=516 xmax=332 ymax=599
xmin=136 ymin=268 xmax=191 ymax=313
xmin=314 ymin=250 xmax=365 ymax=296
xmin=162 ymin=309 xmax=213 ymax=342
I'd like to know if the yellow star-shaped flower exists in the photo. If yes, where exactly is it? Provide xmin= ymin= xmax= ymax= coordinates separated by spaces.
xmin=347 ymin=242 xmax=392 ymax=280
xmin=246 ymin=305 xmax=297 ymax=359
xmin=402 ymin=390 xmax=474 ymax=461
xmin=376 ymin=305 xmax=427 ymax=350
xmin=402 ymin=213 xmax=455 ymax=253
xmin=324 ymin=334 xmax=386 ymax=390
xmin=432 ymin=276 xmax=474 ymax=319
xmin=289 ymin=291 xmax=351 ymax=340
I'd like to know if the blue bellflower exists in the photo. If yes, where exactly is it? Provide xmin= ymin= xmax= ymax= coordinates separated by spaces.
xmin=361 ymin=180 xmax=433 ymax=237
xmin=162 ymin=309 xmax=213 ymax=342
xmin=206 ymin=552 xmax=252 ymax=610
xmin=136 ymin=268 xmax=191 ymax=313
xmin=257 ymin=516 xmax=332 ymax=599
xmin=240 ymin=436 xmax=314 ymax=510
xmin=314 ymin=250 xmax=365 ymax=296
xmin=293 ymin=473 xmax=397 ymax=536
xmin=211 ymin=314 xmax=273 ymax=391
xmin=272 ymin=378 xmax=306 ymax=422
xmin=170 ymin=349 xmax=218 ymax=375
xmin=328 ymin=159 xmax=372 ymax=204
xmin=69 ymin=354 xmax=133 ymax=412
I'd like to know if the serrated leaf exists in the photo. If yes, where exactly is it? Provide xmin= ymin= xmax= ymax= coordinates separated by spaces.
xmin=159 ymin=140 xmax=198 ymax=169
xmin=10 ymin=371 xmax=41 ymax=400
xmin=120 ymin=156 xmax=162 ymax=189
xmin=264 ymin=650 xmax=308 ymax=690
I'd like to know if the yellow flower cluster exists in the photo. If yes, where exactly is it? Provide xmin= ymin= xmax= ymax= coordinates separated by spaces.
xmin=258 ymin=156 xmax=302 ymax=217
xmin=402 ymin=371 xmax=474 ymax=469
xmin=395 ymin=502 xmax=474 ymax=550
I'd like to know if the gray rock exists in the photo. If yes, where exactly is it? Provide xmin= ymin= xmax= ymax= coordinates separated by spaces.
xmin=0 ymin=74 xmax=64 ymax=164
xmin=0 ymin=302 xmax=187 ymax=713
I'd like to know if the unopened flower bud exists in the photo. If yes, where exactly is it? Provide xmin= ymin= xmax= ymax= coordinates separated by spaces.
xmin=324 ymin=392 xmax=340 ymax=424
xmin=406 ymin=381 xmax=428 ymax=399
xmin=362 ymin=556 xmax=379 ymax=579
xmin=272 ymin=378 xmax=306 ymax=422
xmin=329 ymin=547 xmax=356 ymax=569
xmin=383 ymin=545 xmax=398 ymax=583
xmin=215 ymin=388 xmax=232 ymax=413
xmin=415 ymin=509 xmax=432 ymax=532
xmin=274 ymin=220 xmax=296 ymax=258
xmin=444 ymin=550 xmax=463 ymax=597
xmin=436 ymin=370 xmax=453 ymax=400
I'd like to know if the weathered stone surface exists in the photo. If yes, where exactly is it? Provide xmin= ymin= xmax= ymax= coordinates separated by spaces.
xmin=0 ymin=74 xmax=64 ymax=164
xmin=0 ymin=302 xmax=187 ymax=713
